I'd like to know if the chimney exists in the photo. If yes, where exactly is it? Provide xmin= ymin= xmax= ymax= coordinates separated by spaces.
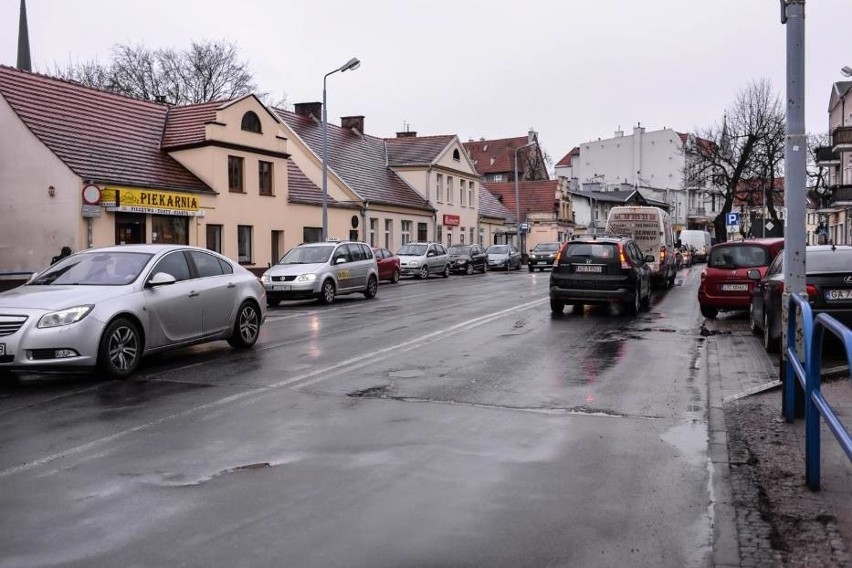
xmin=341 ymin=116 xmax=365 ymax=134
xmin=528 ymin=128 xmax=536 ymax=145
xmin=294 ymin=102 xmax=322 ymax=120
xmin=396 ymin=131 xmax=417 ymax=138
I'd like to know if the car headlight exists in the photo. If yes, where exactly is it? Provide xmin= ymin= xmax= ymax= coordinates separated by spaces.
xmin=296 ymin=273 xmax=317 ymax=282
xmin=38 ymin=305 xmax=93 ymax=328
xmin=260 ymin=274 xmax=271 ymax=283
xmin=408 ymin=260 xmax=419 ymax=267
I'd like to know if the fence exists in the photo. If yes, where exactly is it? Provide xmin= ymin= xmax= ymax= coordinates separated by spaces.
xmin=784 ymin=293 xmax=852 ymax=490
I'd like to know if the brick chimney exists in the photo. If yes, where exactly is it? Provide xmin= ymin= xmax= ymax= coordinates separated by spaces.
xmin=341 ymin=116 xmax=365 ymax=133
xmin=294 ymin=102 xmax=322 ymax=120
xmin=396 ymin=131 xmax=417 ymax=138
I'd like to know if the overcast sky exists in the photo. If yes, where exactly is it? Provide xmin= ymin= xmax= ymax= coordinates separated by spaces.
xmin=2 ymin=0 xmax=850 ymax=167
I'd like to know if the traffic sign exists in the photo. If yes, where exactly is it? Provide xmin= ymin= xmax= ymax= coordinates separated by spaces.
xmin=725 ymin=212 xmax=740 ymax=226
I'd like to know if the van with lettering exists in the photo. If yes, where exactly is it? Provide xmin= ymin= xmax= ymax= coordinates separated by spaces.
xmin=605 ymin=206 xmax=676 ymax=288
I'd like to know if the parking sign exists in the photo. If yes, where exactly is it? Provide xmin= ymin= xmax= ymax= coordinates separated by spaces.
xmin=726 ymin=212 xmax=740 ymax=226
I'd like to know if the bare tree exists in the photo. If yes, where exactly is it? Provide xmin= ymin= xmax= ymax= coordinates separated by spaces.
xmin=684 ymin=79 xmax=786 ymax=242
xmin=53 ymin=40 xmax=261 ymax=105
xmin=806 ymin=132 xmax=831 ymax=202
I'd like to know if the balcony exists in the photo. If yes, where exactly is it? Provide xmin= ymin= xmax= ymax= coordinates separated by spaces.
xmin=815 ymin=145 xmax=840 ymax=165
xmin=833 ymin=184 xmax=852 ymax=205
xmin=831 ymin=126 xmax=852 ymax=152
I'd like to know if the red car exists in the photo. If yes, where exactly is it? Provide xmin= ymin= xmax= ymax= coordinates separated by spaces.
xmin=372 ymin=247 xmax=400 ymax=283
xmin=698 ymin=238 xmax=784 ymax=319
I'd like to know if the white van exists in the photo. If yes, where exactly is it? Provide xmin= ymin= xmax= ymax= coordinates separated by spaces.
xmin=605 ymin=206 xmax=677 ymax=287
xmin=678 ymin=229 xmax=713 ymax=263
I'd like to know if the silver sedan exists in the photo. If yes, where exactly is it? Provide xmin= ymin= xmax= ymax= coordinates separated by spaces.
xmin=0 ymin=245 xmax=266 ymax=380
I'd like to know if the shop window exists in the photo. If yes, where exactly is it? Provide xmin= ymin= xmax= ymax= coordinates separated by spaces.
xmin=206 ymin=224 xmax=223 ymax=253
xmin=259 ymin=161 xmax=273 ymax=195
xmin=228 ymin=156 xmax=244 ymax=192
xmin=241 ymin=111 xmax=262 ymax=133
xmin=238 ymin=225 xmax=253 ymax=264
xmin=152 ymin=215 xmax=188 ymax=245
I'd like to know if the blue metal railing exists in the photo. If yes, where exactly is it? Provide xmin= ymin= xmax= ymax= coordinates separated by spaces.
xmin=784 ymin=293 xmax=852 ymax=490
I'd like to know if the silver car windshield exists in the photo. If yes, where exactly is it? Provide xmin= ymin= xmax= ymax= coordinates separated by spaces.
xmin=398 ymin=244 xmax=427 ymax=256
xmin=487 ymin=246 xmax=508 ymax=254
xmin=29 ymin=252 xmax=152 ymax=286
xmin=278 ymin=245 xmax=335 ymax=264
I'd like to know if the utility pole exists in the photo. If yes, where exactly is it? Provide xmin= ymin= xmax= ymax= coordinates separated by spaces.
xmin=781 ymin=0 xmax=807 ymax=417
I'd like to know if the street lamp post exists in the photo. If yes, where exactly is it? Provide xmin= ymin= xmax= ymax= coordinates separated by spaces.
xmin=514 ymin=142 xmax=535 ymax=255
xmin=322 ymin=57 xmax=361 ymax=241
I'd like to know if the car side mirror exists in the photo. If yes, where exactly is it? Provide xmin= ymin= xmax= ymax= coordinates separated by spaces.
xmin=335 ymin=257 xmax=347 ymax=265
xmin=147 ymin=272 xmax=177 ymax=287
xmin=427 ymin=251 xmax=436 ymax=257
xmin=644 ymin=254 xmax=654 ymax=263
xmin=746 ymin=269 xmax=761 ymax=281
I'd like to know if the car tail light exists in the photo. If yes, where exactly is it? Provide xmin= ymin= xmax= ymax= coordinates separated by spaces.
xmin=618 ymin=244 xmax=631 ymax=270
xmin=555 ymin=247 xmax=563 ymax=264
xmin=660 ymin=245 xmax=667 ymax=264
xmin=806 ymin=284 xmax=818 ymax=300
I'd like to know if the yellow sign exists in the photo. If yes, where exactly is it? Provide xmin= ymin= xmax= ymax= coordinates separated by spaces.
xmin=102 ymin=186 xmax=203 ymax=217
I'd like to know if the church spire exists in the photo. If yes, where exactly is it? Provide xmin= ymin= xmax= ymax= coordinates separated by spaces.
xmin=17 ymin=0 xmax=32 ymax=71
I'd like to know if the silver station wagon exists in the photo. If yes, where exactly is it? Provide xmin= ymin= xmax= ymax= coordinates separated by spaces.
xmin=261 ymin=241 xmax=379 ymax=306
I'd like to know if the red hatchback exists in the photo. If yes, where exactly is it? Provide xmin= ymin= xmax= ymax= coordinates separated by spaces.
xmin=372 ymin=247 xmax=400 ymax=283
xmin=698 ymin=238 xmax=784 ymax=319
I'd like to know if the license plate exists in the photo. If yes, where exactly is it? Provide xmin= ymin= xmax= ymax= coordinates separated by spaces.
xmin=0 ymin=343 xmax=4 ymax=356
xmin=273 ymin=285 xmax=290 ymax=291
xmin=575 ymin=265 xmax=602 ymax=273
xmin=721 ymin=283 xmax=748 ymax=292
xmin=825 ymin=288 xmax=852 ymax=301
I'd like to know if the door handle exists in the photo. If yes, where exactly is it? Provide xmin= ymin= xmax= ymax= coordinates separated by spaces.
xmin=188 ymin=291 xmax=199 ymax=298
xmin=227 ymin=282 xmax=236 ymax=288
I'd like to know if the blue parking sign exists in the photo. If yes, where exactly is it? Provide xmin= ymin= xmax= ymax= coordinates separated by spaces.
xmin=726 ymin=212 xmax=740 ymax=226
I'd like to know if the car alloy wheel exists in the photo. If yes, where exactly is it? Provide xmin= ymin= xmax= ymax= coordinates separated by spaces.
xmin=763 ymin=310 xmax=778 ymax=353
xmin=364 ymin=275 xmax=378 ymax=299
xmin=228 ymin=301 xmax=260 ymax=348
xmin=391 ymin=268 xmax=400 ymax=284
xmin=320 ymin=279 xmax=336 ymax=304
xmin=418 ymin=266 xmax=429 ymax=279
xmin=466 ymin=264 xmax=474 ymax=275
xmin=98 ymin=317 xmax=142 ymax=379
xmin=442 ymin=264 xmax=450 ymax=278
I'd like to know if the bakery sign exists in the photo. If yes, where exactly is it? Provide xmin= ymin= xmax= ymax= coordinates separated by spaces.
xmin=442 ymin=214 xmax=460 ymax=226
xmin=101 ymin=186 xmax=204 ymax=217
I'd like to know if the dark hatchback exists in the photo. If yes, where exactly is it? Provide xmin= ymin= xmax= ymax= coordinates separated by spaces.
xmin=748 ymin=245 xmax=852 ymax=353
xmin=447 ymin=244 xmax=487 ymax=275
xmin=549 ymin=235 xmax=653 ymax=315
xmin=528 ymin=242 xmax=561 ymax=272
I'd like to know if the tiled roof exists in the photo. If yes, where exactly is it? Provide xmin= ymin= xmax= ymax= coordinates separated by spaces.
xmin=0 ymin=65 xmax=212 ymax=193
xmin=463 ymin=136 xmax=531 ymax=174
xmin=482 ymin=180 xmax=559 ymax=222
xmin=478 ymin=186 xmax=513 ymax=221
xmin=555 ymin=146 xmax=579 ymax=167
xmin=567 ymin=189 xmax=640 ymax=204
xmin=161 ymin=100 xmax=222 ymax=148
xmin=287 ymin=160 xmax=343 ymax=206
xmin=275 ymin=108 xmax=434 ymax=212
xmin=734 ymin=177 xmax=785 ymax=206
xmin=385 ymin=135 xmax=455 ymax=166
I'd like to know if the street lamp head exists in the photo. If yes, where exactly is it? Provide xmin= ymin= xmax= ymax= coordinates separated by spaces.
xmin=340 ymin=57 xmax=361 ymax=72
xmin=842 ymin=66 xmax=852 ymax=78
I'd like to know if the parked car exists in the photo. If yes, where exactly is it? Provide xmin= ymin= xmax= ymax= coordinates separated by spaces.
xmin=486 ymin=244 xmax=522 ymax=271
xmin=262 ymin=240 xmax=379 ymax=306
xmin=447 ymin=244 xmax=487 ymax=275
xmin=550 ymin=235 xmax=653 ymax=315
xmin=697 ymin=238 xmax=784 ymax=319
xmin=748 ymin=244 xmax=852 ymax=353
xmin=0 ymin=245 xmax=265 ymax=380
xmin=397 ymin=242 xmax=451 ymax=279
xmin=372 ymin=247 xmax=400 ymax=283
xmin=527 ymin=242 xmax=561 ymax=272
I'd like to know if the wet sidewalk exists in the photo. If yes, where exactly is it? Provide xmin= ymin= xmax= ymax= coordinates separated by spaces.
xmin=705 ymin=313 xmax=852 ymax=567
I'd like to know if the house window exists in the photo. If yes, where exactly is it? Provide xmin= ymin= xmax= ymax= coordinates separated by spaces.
xmin=206 ymin=224 xmax=223 ymax=253
xmin=417 ymin=222 xmax=428 ymax=242
xmin=478 ymin=227 xmax=484 ymax=245
xmin=241 ymin=111 xmax=262 ymax=133
xmin=369 ymin=218 xmax=378 ymax=247
xmin=401 ymin=220 xmax=412 ymax=245
xmin=237 ymin=225 xmax=253 ymax=263
xmin=460 ymin=228 xmax=465 ymax=244
xmin=228 ymin=156 xmax=244 ymax=192
xmin=493 ymin=174 xmax=504 ymax=182
xmin=468 ymin=181 xmax=474 ymax=208
xmin=453 ymin=149 xmax=460 ymax=161
xmin=258 ymin=161 xmax=273 ymax=195
xmin=436 ymin=174 xmax=443 ymax=202
xmin=384 ymin=219 xmax=393 ymax=249
xmin=303 ymin=227 xmax=322 ymax=242
xmin=447 ymin=176 xmax=453 ymax=204
xmin=469 ymin=227 xmax=475 ymax=244
xmin=460 ymin=182 xmax=465 ymax=206
xmin=446 ymin=230 xmax=452 ymax=247
xmin=437 ymin=225 xmax=443 ymax=244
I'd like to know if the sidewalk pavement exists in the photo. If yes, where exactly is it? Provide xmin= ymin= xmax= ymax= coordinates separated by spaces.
xmin=705 ymin=312 xmax=851 ymax=567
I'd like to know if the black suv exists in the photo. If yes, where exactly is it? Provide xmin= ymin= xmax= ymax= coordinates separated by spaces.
xmin=549 ymin=235 xmax=653 ymax=315
xmin=528 ymin=242 xmax=561 ymax=272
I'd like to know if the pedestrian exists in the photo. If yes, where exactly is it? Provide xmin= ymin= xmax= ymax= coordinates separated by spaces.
xmin=51 ymin=246 xmax=72 ymax=265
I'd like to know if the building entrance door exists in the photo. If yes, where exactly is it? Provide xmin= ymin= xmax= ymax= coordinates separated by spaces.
xmin=115 ymin=213 xmax=146 ymax=245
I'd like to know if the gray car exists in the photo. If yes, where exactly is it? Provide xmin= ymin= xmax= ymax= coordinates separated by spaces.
xmin=262 ymin=241 xmax=379 ymax=306
xmin=397 ymin=242 xmax=451 ymax=279
xmin=486 ymin=244 xmax=522 ymax=271
xmin=0 ymin=245 xmax=266 ymax=380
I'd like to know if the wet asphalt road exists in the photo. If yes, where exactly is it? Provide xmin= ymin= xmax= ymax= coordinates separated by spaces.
xmin=0 ymin=265 xmax=712 ymax=568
